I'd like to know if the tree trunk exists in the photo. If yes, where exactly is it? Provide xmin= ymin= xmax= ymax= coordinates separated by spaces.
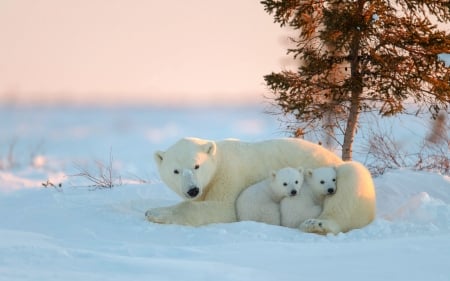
xmin=342 ymin=91 xmax=360 ymax=160
xmin=342 ymin=0 xmax=364 ymax=161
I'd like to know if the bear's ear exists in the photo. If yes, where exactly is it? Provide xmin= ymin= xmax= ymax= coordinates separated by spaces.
xmin=271 ymin=171 xmax=277 ymax=180
xmin=305 ymin=169 xmax=313 ymax=177
xmin=154 ymin=151 xmax=164 ymax=166
xmin=297 ymin=166 xmax=304 ymax=174
xmin=203 ymin=141 xmax=217 ymax=156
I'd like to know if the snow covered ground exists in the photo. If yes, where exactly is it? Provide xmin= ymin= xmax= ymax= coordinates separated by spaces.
xmin=0 ymin=105 xmax=449 ymax=281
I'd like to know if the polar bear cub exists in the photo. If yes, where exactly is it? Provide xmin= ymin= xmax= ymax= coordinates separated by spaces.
xmin=236 ymin=167 xmax=304 ymax=225
xmin=280 ymin=167 xmax=337 ymax=228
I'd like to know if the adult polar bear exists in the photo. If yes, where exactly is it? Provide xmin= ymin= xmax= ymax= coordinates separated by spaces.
xmin=146 ymin=137 xmax=376 ymax=234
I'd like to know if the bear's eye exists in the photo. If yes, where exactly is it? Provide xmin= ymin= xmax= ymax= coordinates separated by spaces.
xmin=174 ymin=169 xmax=180 ymax=174
xmin=295 ymin=180 xmax=299 ymax=184
xmin=332 ymin=178 xmax=336 ymax=182
xmin=283 ymin=182 xmax=288 ymax=186
xmin=194 ymin=164 xmax=200 ymax=170
xmin=320 ymin=180 xmax=325 ymax=184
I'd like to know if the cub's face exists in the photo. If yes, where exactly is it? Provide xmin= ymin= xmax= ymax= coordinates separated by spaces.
xmin=307 ymin=167 xmax=337 ymax=195
xmin=271 ymin=167 xmax=304 ymax=198
xmin=154 ymin=139 xmax=217 ymax=200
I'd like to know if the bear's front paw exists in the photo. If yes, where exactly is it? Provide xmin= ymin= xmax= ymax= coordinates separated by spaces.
xmin=299 ymin=219 xmax=327 ymax=235
xmin=145 ymin=207 xmax=175 ymax=224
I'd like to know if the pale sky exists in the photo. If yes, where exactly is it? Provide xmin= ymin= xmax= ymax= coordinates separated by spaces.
xmin=0 ymin=0 xmax=291 ymax=106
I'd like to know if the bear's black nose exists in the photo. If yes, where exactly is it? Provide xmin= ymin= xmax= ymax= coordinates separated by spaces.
xmin=290 ymin=190 xmax=297 ymax=196
xmin=327 ymin=188 xmax=335 ymax=194
xmin=187 ymin=187 xmax=200 ymax=198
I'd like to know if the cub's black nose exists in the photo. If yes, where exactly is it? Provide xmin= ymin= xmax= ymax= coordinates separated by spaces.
xmin=327 ymin=188 xmax=335 ymax=194
xmin=290 ymin=190 xmax=297 ymax=196
xmin=187 ymin=187 xmax=200 ymax=198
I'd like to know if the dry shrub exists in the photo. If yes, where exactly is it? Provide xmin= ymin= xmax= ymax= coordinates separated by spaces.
xmin=362 ymin=113 xmax=449 ymax=176
xmin=72 ymin=149 xmax=122 ymax=189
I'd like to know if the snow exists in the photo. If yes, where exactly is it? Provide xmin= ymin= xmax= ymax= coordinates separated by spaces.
xmin=0 ymin=105 xmax=449 ymax=281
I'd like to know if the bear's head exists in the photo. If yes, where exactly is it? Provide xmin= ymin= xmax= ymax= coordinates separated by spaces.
xmin=270 ymin=167 xmax=304 ymax=199
xmin=305 ymin=166 xmax=337 ymax=196
xmin=154 ymin=138 xmax=218 ymax=200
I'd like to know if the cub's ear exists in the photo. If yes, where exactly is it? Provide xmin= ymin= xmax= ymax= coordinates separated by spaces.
xmin=297 ymin=166 xmax=304 ymax=174
xmin=271 ymin=170 xmax=277 ymax=180
xmin=305 ymin=169 xmax=313 ymax=177
xmin=203 ymin=141 xmax=217 ymax=156
xmin=154 ymin=151 xmax=164 ymax=166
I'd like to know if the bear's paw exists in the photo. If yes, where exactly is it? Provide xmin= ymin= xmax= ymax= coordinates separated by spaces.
xmin=145 ymin=207 xmax=175 ymax=224
xmin=300 ymin=218 xmax=330 ymax=235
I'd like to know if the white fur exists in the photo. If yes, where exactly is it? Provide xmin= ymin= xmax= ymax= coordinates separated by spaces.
xmin=280 ymin=167 xmax=337 ymax=228
xmin=146 ymin=139 xmax=376 ymax=233
xmin=236 ymin=167 xmax=304 ymax=225
xmin=299 ymin=161 xmax=376 ymax=234
xmin=145 ymin=137 xmax=343 ymax=226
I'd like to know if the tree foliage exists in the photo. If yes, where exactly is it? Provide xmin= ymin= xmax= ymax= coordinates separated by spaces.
xmin=261 ymin=0 xmax=450 ymax=160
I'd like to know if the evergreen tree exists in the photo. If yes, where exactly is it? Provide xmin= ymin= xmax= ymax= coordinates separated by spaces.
xmin=261 ymin=0 xmax=450 ymax=160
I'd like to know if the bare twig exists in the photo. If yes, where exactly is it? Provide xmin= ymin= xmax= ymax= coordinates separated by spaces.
xmin=415 ymin=140 xmax=450 ymax=175
xmin=361 ymin=115 xmax=449 ymax=176
xmin=71 ymin=148 xmax=123 ymax=189
xmin=7 ymin=138 xmax=18 ymax=169
xmin=42 ymin=179 xmax=63 ymax=191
